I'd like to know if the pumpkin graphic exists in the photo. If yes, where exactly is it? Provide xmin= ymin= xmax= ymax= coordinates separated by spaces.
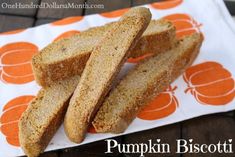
xmin=163 ymin=13 xmax=202 ymax=38
xmin=150 ymin=0 xmax=183 ymax=10
xmin=88 ymin=125 xmax=97 ymax=134
xmin=54 ymin=30 xmax=80 ymax=42
xmin=0 ymin=95 xmax=34 ymax=147
xmin=0 ymin=29 xmax=25 ymax=35
xmin=184 ymin=61 xmax=235 ymax=105
xmin=51 ymin=16 xmax=84 ymax=26
xmin=100 ymin=8 xmax=129 ymax=18
xmin=138 ymin=86 xmax=179 ymax=120
xmin=127 ymin=54 xmax=153 ymax=64
xmin=0 ymin=42 xmax=38 ymax=84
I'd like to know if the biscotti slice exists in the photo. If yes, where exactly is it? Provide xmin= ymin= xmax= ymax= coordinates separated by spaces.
xmin=19 ymin=75 xmax=80 ymax=157
xmin=92 ymin=33 xmax=203 ymax=133
xmin=32 ymin=19 xmax=175 ymax=87
xmin=64 ymin=7 xmax=151 ymax=143
xmin=130 ymin=19 xmax=175 ymax=58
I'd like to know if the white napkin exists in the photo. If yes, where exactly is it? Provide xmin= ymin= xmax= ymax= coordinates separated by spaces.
xmin=0 ymin=0 xmax=235 ymax=156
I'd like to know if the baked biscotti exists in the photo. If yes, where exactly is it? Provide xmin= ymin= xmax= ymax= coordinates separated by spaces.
xmin=64 ymin=7 xmax=152 ymax=143
xmin=32 ymin=19 xmax=175 ymax=87
xmin=92 ymin=33 xmax=203 ymax=133
xmin=19 ymin=75 xmax=80 ymax=157
xmin=130 ymin=19 xmax=175 ymax=58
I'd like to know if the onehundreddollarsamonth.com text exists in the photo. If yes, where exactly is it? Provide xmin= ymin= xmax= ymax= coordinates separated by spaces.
xmin=1 ymin=2 xmax=104 ymax=9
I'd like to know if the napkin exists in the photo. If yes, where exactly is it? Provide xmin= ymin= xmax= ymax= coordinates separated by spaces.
xmin=0 ymin=0 xmax=235 ymax=156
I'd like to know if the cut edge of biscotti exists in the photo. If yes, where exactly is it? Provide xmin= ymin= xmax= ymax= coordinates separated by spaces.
xmin=92 ymin=33 xmax=203 ymax=133
xmin=130 ymin=19 xmax=176 ymax=58
xmin=32 ymin=18 xmax=175 ymax=87
xmin=19 ymin=75 xmax=80 ymax=157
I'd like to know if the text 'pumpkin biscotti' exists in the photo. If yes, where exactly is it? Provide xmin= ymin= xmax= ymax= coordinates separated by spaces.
xmin=19 ymin=75 xmax=80 ymax=157
xmin=64 ymin=7 xmax=152 ymax=143
xmin=92 ymin=33 xmax=203 ymax=133
xmin=32 ymin=18 xmax=175 ymax=87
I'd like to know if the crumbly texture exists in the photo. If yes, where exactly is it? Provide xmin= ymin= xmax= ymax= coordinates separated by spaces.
xmin=64 ymin=7 xmax=152 ymax=143
xmin=92 ymin=33 xmax=203 ymax=133
xmin=32 ymin=18 xmax=175 ymax=87
xmin=19 ymin=75 xmax=80 ymax=157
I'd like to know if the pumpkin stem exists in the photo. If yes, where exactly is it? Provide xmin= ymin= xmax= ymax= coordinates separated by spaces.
xmin=170 ymin=86 xmax=177 ymax=94
xmin=184 ymin=87 xmax=192 ymax=93
xmin=168 ymin=85 xmax=172 ymax=91
xmin=196 ymin=23 xmax=202 ymax=28
xmin=172 ymin=86 xmax=177 ymax=91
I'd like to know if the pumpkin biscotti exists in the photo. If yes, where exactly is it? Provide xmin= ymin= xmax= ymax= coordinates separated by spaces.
xmin=92 ymin=33 xmax=203 ymax=133
xmin=32 ymin=19 xmax=175 ymax=87
xmin=19 ymin=75 xmax=80 ymax=157
xmin=64 ymin=7 xmax=151 ymax=143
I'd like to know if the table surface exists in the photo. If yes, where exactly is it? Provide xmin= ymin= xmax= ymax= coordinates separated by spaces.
xmin=1 ymin=0 xmax=235 ymax=157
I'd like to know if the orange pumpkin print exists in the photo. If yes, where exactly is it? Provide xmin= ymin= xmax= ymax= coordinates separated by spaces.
xmin=184 ymin=61 xmax=235 ymax=105
xmin=163 ymin=13 xmax=202 ymax=38
xmin=88 ymin=125 xmax=97 ymax=134
xmin=100 ymin=8 xmax=129 ymax=18
xmin=0 ymin=29 xmax=25 ymax=35
xmin=0 ymin=95 xmax=34 ymax=147
xmin=54 ymin=30 xmax=80 ymax=42
xmin=138 ymin=86 xmax=179 ymax=120
xmin=127 ymin=54 xmax=153 ymax=64
xmin=151 ymin=0 xmax=183 ymax=10
xmin=0 ymin=42 xmax=38 ymax=84
xmin=51 ymin=16 xmax=84 ymax=26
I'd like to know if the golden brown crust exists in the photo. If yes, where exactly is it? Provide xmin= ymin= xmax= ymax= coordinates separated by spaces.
xmin=131 ymin=20 xmax=175 ymax=58
xmin=32 ymin=19 xmax=175 ymax=87
xmin=92 ymin=33 xmax=203 ymax=133
xmin=64 ymin=7 xmax=152 ymax=143
xmin=19 ymin=75 xmax=80 ymax=157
